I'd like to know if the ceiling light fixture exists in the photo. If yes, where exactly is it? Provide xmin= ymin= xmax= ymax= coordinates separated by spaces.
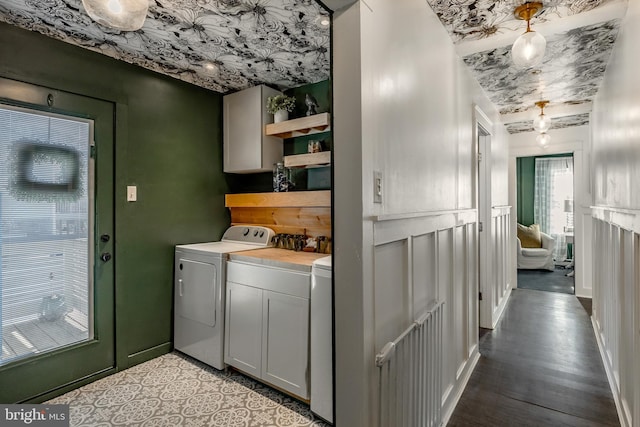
xmin=511 ymin=2 xmax=546 ymax=68
xmin=82 ymin=0 xmax=148 ymax=31
xmin=315 ymin=14 xmax=331 ymax=27
xmin=536 ymin=132 xmax=551 ymax=146
xmin=533 ymin=100 xmax=550 ymax=133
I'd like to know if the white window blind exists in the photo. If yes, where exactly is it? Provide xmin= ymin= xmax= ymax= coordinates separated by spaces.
xmin=0 ymin=105 xmax=92 ymax=364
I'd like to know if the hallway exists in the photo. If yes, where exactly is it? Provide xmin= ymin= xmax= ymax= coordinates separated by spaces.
xmin=448 ymin=289 xmax=620 ymax=426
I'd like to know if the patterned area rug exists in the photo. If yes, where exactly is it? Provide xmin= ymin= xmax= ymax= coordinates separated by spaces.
xmin=47 ymin=352 xmax=329 ymax=427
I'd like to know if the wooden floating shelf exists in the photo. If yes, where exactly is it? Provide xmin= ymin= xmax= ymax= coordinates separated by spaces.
xmin=225 ymin=190 xmax=331 ymax=208
xmin=265 ymin=113 xmax=331 ymax=138
xmin=284 ymin=151 xmax=331 ymax=168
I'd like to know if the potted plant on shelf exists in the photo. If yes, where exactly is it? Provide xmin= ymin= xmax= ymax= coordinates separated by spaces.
xmin=266 ymin=94 xmax=296 ymax=123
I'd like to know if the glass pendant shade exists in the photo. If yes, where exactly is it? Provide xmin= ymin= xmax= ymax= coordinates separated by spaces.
xmin=511 ymin=30 xmax=546 ymax=68
xmin=533 ymin=112 xmax=550 ymax=133
xmin=82 ymin=0 xmax=148 ymax=31
xmin=536 ymin=132 xmax=551 ymax=146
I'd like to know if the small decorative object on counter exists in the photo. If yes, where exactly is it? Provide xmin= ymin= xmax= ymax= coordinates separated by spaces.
xmin=303 ymin=237 xmax=317 ymax=252
xmin=308 ymin=140 xmax=322 ymax=153
xmin=316 ymin=236 xmax=331 ymax=254
xmin=305 ymin=93 xmax=319 ymax=116
xmin=266 ymin=94 xmax=296 ymax=123
xmin=273 ymin=162 xmax=293 ymax=192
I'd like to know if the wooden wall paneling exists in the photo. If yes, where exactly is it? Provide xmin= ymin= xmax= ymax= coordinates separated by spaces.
xmin=229 ymin=206 xmax=331 ymax=238
xmin=453 ymin=225 xmax=466 ymax=380
xmin=484 ymin=208 xmax=512 ymax=329
xmin=621 ymin=229 xmax=634 ymax=424
xmin=371 ymin=210 xmax=481 ymax=426
xmin=438 ymin=228 xmax=455 ymax=403
xmin=612 ymin=225 xmax=620 ymax=383
xmin=591 ymin=210 xmax=640 ymax=427
xmin=373 ymin=239 xmax=410 ymax=352
xmin=631 ymin=233 xmax=640 ymax=425
xmin=225 ymin=191 xmax=331 ymax=208
xmin=466 ymin=223 xmax=478 ymax=358
xmin=411 ymin=232 xmax=437 ymax=318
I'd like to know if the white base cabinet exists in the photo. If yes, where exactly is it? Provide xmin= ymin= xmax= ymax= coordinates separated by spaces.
xmin=224 ymin=261 xmax=310 ymax=400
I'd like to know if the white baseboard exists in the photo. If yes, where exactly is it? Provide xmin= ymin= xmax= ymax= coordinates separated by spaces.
xmin=441 ymin=347 xmax=480 ymax=426
xmin=491 ymin=287 xmax=512 ymax=329
xmin=591 ymin=316 xmax=631 ymax=427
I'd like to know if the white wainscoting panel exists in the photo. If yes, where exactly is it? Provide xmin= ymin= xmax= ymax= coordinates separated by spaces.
xmin=591 ymin=207 xmax=640 ymax=427
xmin=373 ymin=209 xmax=480 ymax=426
xmin=480 ymin=206 xmax=512 ymax=329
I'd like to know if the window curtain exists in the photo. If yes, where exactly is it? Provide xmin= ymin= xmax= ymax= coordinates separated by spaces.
xmin=534 ymin=157 xmax=574 ymax=262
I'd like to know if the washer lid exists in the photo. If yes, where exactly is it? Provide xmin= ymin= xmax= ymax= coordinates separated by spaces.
xmin=176 ymin=241 xmax=261 ymax=256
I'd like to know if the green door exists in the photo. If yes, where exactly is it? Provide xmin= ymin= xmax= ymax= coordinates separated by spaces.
xmin=0 ymin=78 xmax=114 ymax=402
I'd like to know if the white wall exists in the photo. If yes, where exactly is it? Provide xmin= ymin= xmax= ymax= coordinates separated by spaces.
xmin=333 ymin=0 xmax=509 ymax=425
xmin=590 ymin=1 xmax=640 ymax=425
xmin=508 ymin=125 xmax=594 ymax=297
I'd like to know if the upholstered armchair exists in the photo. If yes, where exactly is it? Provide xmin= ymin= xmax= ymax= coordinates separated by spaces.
xmin=516 ymin=231 xmax=555 ymax=271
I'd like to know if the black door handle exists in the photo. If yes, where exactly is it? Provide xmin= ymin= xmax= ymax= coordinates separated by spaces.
xmin=100 ymin=253 xmax=112 ymax=262
xmin=100 ymin=234 xmax=110 ymax=242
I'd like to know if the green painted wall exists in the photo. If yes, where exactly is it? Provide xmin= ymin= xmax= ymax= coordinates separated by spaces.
xmin=516 ymin=153 xmax=573 ymax=226
xmin=0 ymin=23 xmax=230 ymax=378
xmin=516 ymin=157 xmax=536 ymax=225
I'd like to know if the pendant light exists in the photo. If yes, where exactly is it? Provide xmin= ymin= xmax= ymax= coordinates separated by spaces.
xmin=536 ymin=132 xmax=551 ymax=146
xmin=82 ymin=0 xmax=149 ymax=31
xmin=533 ymin=100 xmax=550 ymax=133
xmin=511 ymin=2 xmax=546 ymax=68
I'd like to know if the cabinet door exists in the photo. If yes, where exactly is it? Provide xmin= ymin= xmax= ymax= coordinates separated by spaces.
xmin=262 ymin=291 xmax=310 ymax=399
xmin=225 ymin=282 xmax=263 ymax=377
xmin=223 ymin=85 xmax=282 ymax=173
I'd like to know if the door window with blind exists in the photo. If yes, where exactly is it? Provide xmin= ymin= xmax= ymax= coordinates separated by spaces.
xmin=0 ymin=104 xmax=93 ymax=366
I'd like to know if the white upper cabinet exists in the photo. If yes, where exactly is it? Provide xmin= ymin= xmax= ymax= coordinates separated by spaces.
xmin=223 ymin=85 xmax=283 ymax=173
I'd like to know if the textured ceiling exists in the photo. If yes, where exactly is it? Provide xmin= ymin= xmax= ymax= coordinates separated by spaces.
xmin=427 ymin=0 xmax=627 ymax=131
xmin=0 ymin=0 xmax=331 ymax=94
xmin=463 ymin=19 xmax=620 ymax=115
xmin=427 ymin=0 xmax=614 ymax=43
xmin=0 ymin=1 xmax=628 ymax=133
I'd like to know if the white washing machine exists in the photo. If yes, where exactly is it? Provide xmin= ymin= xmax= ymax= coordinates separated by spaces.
xmin=311 ymin=256 xmax=333 ymax=423
xmin=174 ymin=226 xmax=274 ymax=370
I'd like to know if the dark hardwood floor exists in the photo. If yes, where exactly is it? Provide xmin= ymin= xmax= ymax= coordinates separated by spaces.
xmin=448 ymin=289 xmax=620 ymax=426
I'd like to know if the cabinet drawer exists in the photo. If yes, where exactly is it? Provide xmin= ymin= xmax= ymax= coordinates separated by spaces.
xmin=227 ymin=261 xmax=310 ymax=299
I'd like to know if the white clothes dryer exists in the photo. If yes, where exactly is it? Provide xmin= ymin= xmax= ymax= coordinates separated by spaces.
xmin=174 ymin=226 xmax=274 ymax=370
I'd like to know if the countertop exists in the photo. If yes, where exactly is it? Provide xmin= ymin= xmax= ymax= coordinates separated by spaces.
xmin=229 ymin=248 xmax=328 ymax=272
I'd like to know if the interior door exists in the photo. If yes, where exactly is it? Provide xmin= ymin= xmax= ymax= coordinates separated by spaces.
xmin=0 ymin=78 xmax=114 ymax=402
xmin=475 ymin=115 xmax=493 ymax=329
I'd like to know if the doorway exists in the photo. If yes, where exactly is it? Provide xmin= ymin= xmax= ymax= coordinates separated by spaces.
xmin=0 ymin=78 xmax=115 ymax=402
xmin=516 ymin=154 xmax=575 ymax=294
xmin=474 ymin=106 xmax=493 ymax=329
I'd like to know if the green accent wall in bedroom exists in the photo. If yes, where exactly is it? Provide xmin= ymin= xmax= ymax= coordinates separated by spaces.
xmin=516 ymin=153 xmax=573 ymax=226
xmin=0 ymin=22 xmax=229 ymax=400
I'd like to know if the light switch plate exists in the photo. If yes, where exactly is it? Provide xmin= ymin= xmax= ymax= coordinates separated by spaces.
xmin=127 ymin=185 xmax=137 ymax=202
xmin=374 ymin=171 xmax=382 ymax=204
